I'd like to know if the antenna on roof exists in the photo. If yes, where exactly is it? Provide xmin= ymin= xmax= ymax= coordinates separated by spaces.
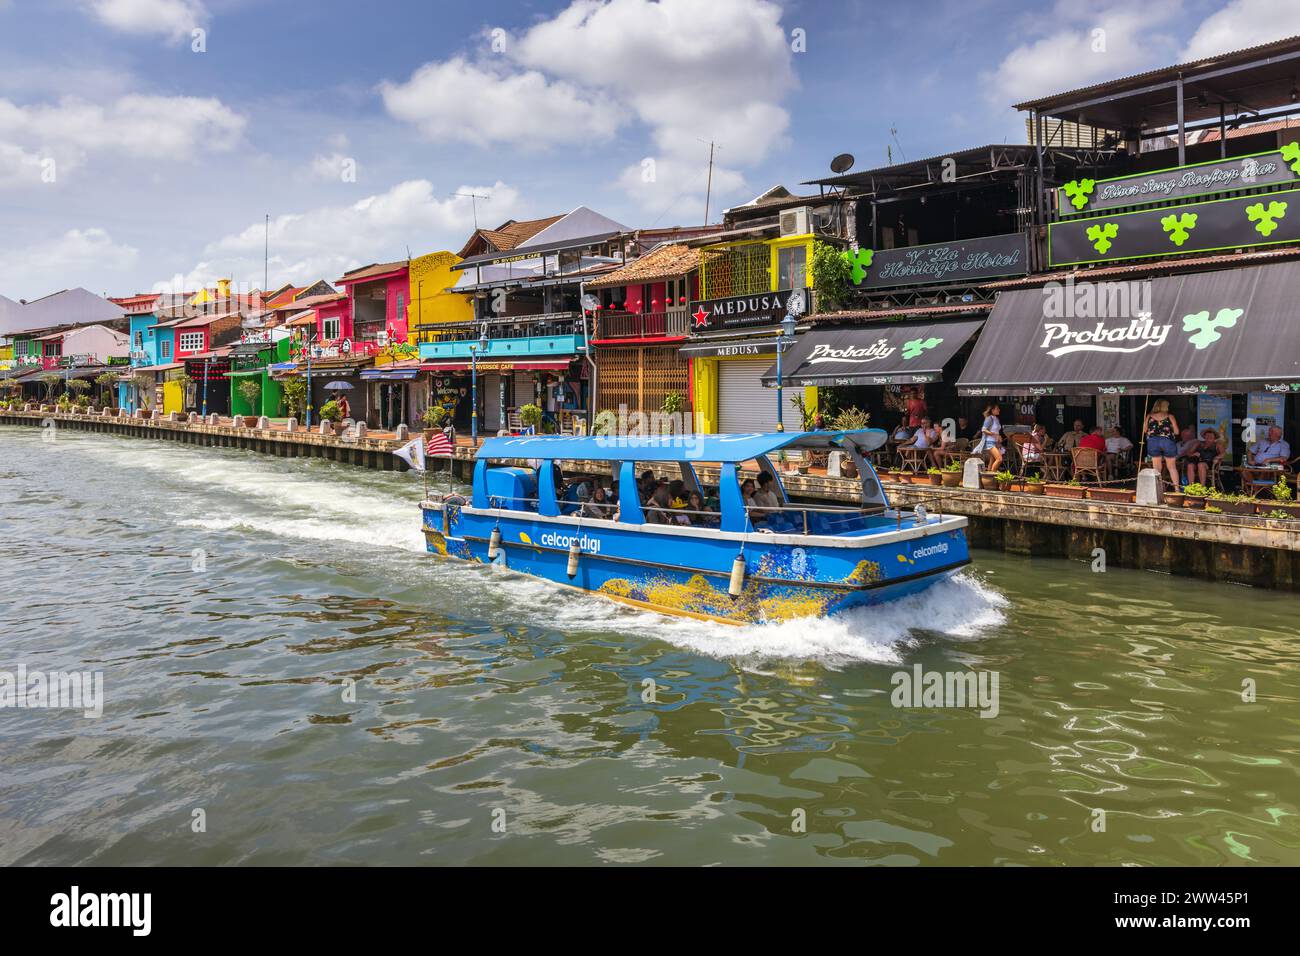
xmin=455 ymin=192 xmax=490 ymax=230
xmin=696 ymin=138 xmax=723 ymax=226
xmin=890 ymin=124 xmax=906 ymax=163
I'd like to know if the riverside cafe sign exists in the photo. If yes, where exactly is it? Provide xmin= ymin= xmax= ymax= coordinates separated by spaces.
xmin=1050 ymin=142 xmax=1300 ymax=267
xmin=955 ymin=261 xmax=1300 ymax=397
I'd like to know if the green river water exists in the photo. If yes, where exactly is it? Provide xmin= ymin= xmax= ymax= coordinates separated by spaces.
xmin=0 ymin=424 xmax=1297 ymax=865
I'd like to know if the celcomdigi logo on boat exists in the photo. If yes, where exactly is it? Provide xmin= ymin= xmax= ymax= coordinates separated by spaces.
xmin=912 ymin=541 xmax=949 ymax=560
xmin=540 ymin=531 xmax=602 ymax=554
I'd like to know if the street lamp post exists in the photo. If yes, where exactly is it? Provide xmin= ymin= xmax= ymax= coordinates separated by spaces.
xmin=201 ymin=358 xmax=210 ymax=417
xmin=469 ymin=324 xmax=488 ymax=442
xmin=775 ymin=290 xmax=805 ymax=432
xmin=304 ymin=330 xmax=316 ymax=428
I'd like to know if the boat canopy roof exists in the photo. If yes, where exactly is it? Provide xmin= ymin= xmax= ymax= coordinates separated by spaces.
xmin=475 ymin=429 xmax=888 ymax=463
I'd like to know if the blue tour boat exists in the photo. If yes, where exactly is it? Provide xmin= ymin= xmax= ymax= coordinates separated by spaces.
xmin=420 ymin=429 xmax=970 ymax=625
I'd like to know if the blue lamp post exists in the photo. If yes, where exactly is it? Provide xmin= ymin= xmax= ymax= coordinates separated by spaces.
xmin=469 ymin=324 xmax=488 ymax=442
xmin=775 ymin=292 xmax=804 ymax=432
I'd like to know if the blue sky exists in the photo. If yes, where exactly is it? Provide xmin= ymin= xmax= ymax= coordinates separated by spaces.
xmin=1 ymin=0 xmax=1297 ymax=300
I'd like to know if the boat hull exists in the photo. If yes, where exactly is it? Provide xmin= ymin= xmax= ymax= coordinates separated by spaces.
xmin=421 ymin=503 xmax=970 ymax=626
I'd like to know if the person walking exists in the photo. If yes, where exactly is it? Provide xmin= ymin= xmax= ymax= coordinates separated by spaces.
xmin=972 ymin=404 xmax=1004 ymax=471
xmin=1144 ymin=399 xmax=1181 ymax=488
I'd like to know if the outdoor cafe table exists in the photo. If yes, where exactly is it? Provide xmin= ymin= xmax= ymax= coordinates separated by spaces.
xmin=1241 ymin=465 xmax=1296 ymax=497
xmin=1040 ymin=450 xmax=1070 ymax=482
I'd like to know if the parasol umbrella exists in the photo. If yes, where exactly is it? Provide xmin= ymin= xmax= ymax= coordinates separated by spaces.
xmin=324 ymin=380 xmax=354 ymax=390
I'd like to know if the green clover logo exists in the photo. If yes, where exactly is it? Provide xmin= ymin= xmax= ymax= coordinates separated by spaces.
xmin=901 ymin=336 xmax=943 ymax=360
xmin=1281 ymin=141 xmax=1300 ymax=174
xmin=1246 ymin=200 xmax=1288 ymax=236
xmin=845 ymin=248 xmax=874 ymax=285
xmin=1160 ymin=211 xmax=1197 ymax=246
xmin=1086 ymin=222 xmax=1119 ymax=255
xmin=1183 ymin=307 xmax=1243 ymax=350
xmin=1062 ymin=179 xmax=1095 ymax=210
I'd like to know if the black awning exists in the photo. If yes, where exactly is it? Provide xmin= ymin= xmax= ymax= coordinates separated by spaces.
xmin=760 ymin=319 xmax=984 ymax=387
xmin=957 ymin=261 xmax=1300 ymax=397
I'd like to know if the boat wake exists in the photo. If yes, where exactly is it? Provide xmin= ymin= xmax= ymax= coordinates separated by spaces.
xmin=494 ymin=567 xmax=1007 ymax=665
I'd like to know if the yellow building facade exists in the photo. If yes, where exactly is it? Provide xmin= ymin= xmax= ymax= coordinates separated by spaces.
xmin=690 ymin=233 xmax=817 ymax=434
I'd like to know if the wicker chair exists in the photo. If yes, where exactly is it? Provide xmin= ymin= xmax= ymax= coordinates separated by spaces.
xmin=1071 ymin=446 xmax=1106 ymax=484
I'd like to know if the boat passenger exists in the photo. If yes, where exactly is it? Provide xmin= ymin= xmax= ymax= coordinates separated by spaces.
xmin=637 ymin=470 xmax=657 ymax=501
xmin=751 ymin=472 xmax=781 ymax=525
xmin=685 ymin=490 xmax=713 ymax=527
xmin=667 ymin=479 xmax=687 ymax=508
xmin=645 ymin=484 xmax=674 ymax=524
xmin=579 ymin=485 xmax=614 ymax=519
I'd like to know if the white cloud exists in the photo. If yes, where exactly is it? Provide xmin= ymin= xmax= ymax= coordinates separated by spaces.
xmin=1182 ymin=0 xmax=1300 ymax=61
xmin=185 ymin=179 xmax=522 ymax=289
xmin=380 ymin=56 xmax=620 ymax=147
xmin=83 ymin=0 xmax=208 ymax=43
xmin=309 ymin=152 xmax=356 ymax=181
xmin=0 ymin=141 xmax=47 ymax=187
xmin=0 ymin=228 xmax=138 ymax=295
xmin=983 ymin=1 xmax=1182 ymax=105
xmin=381 ymin=0 xmax=794 ymax=214
xmin=0 ymin=93 xmax=245 ymax=184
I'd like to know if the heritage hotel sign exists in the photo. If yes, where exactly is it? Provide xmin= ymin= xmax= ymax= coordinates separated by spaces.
xmin=848 ymin=233 xmax=1028 ymax=290
xmin=1057 ymin=143 xmax=1300 ymax=215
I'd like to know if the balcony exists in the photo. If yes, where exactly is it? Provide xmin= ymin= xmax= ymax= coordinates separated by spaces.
xmin=412 ymin=311 xmax=583 ymax=345
xmin=596 ymin=309 xmax=690 ymax=339
xmin=418 ymin=332 xmax=585 ymax=363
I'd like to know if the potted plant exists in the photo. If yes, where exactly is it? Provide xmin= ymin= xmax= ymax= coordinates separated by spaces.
xmin=1265 ymin=478 xmax=1300 ymax=517
xmin=1045 ymin=479 xmax=1087 ymax=499
xmin=979 ymin=471 xmax=999 ymax=491
xmin=320 ymin=398 xmax=343 ymax=432
xmin=1182 ymin=482 xmax=1210 ymax=509
xmin=995 ymin=469 xmax=1015 ymax=491
xmin=1216 ymin=492 xmax=1255 ymax=516
xmin=519 ymin=402 xmax=543 ymax=433
xmin=925 ymin=466 xmax=943 ymax=486
xmin=941 ymin=461 xmax=963 ymax=487
xmin=1087 ymin=485 xmax=1136 ymax=503
xmin=1164 ymin=488 xmax=1185 ymax=508
xmin=1262 ymin=508 xmax=1294 ymax=521
xmin=1024 ymin=476 xmax=1046 ymax=496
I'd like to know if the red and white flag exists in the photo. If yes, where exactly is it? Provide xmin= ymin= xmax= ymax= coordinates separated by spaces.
xmin=425 ymin=430 xmax=453 ymax=457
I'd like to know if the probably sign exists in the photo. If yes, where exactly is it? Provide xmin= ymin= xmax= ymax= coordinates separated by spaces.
xmin=1049 ymin=184 xmax=1300 ymax=267
xmin=688 ymin=288 xmax=812 ymax=331
xmin=845 ymin=233 xmax=1028 ymax=289
xmin=1057 ymin=143 xmax=1300 ymax=215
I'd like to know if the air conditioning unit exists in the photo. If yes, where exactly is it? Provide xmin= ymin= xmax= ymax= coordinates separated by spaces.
xmin=779 ymin=206 xmax=813 ymax=237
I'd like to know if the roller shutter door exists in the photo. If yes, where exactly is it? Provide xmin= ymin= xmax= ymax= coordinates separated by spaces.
xmin=717 ymin=357 xmax=801 ymax=434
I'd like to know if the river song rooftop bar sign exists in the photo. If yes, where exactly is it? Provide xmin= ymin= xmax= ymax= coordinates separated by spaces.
xmin=1056 ymin=143 xmax=1300 ymax=215
xmin=1049 ymin=185 xmax=1300 ymax=267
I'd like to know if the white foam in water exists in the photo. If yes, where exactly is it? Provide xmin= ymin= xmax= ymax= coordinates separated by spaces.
xmin=496 ymin=567 xmax=1007 ymax=665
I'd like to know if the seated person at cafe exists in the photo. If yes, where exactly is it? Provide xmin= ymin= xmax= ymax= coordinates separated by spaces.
xmin=1079 ymin=426 xmax=1107 ymax=453
xmin=891 ymin=419 xmax=913 ymax=442
xmin=1105 ymin=427 xmax=1133 ymax=456
xmin=1020 ymin=423 xmax=1048 ymax=472
xmin=1249 ymin=426 xmax=1291 ymax=467
xmin=1057 ymin=419 xmax=1086 ymax=451
xmin=1185 ymin=429 xmax=1224 ymax=486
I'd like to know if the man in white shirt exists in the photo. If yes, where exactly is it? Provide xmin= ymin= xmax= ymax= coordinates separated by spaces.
xmin=1105 ymin=427 xmax=1133 ymax=455
xmin=1250 ymin=426 xmax=1292 ymax=466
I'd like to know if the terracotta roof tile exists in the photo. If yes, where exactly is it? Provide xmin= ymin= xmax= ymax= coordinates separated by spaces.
xmin=585 ymin=244 xmax=700 ymax=289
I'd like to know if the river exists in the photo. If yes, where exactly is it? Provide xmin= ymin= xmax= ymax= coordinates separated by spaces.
xmin=1 ymin=424 xmax=1297 ymax=865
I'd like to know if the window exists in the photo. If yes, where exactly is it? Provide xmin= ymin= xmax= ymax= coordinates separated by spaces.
xmin=161 ymin=339 xmax=171 ymax=358
xmin=178 ymin=331 xmax=204 ymax=352
xmin=133 ymin=330 xmax=143 ymax=348
xmin=777 ymin=245 xmax=807 ymax=290
xmin=322 ymin=316 xmax=340 ymax=340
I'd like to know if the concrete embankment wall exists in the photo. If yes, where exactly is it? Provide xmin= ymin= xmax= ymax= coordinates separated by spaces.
xmin=4 ymin=410 xmax=1298 ymax=591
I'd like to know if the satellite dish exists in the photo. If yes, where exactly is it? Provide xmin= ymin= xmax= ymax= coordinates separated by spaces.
xmin=830 ymin=152 xmax=855 ymax=174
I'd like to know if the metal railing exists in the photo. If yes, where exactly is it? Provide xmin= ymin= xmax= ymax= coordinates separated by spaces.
xmin=597 ymin=309 xmax=691 ymax=339
xmin=412 ymin=312 xmax=582 ymax=344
